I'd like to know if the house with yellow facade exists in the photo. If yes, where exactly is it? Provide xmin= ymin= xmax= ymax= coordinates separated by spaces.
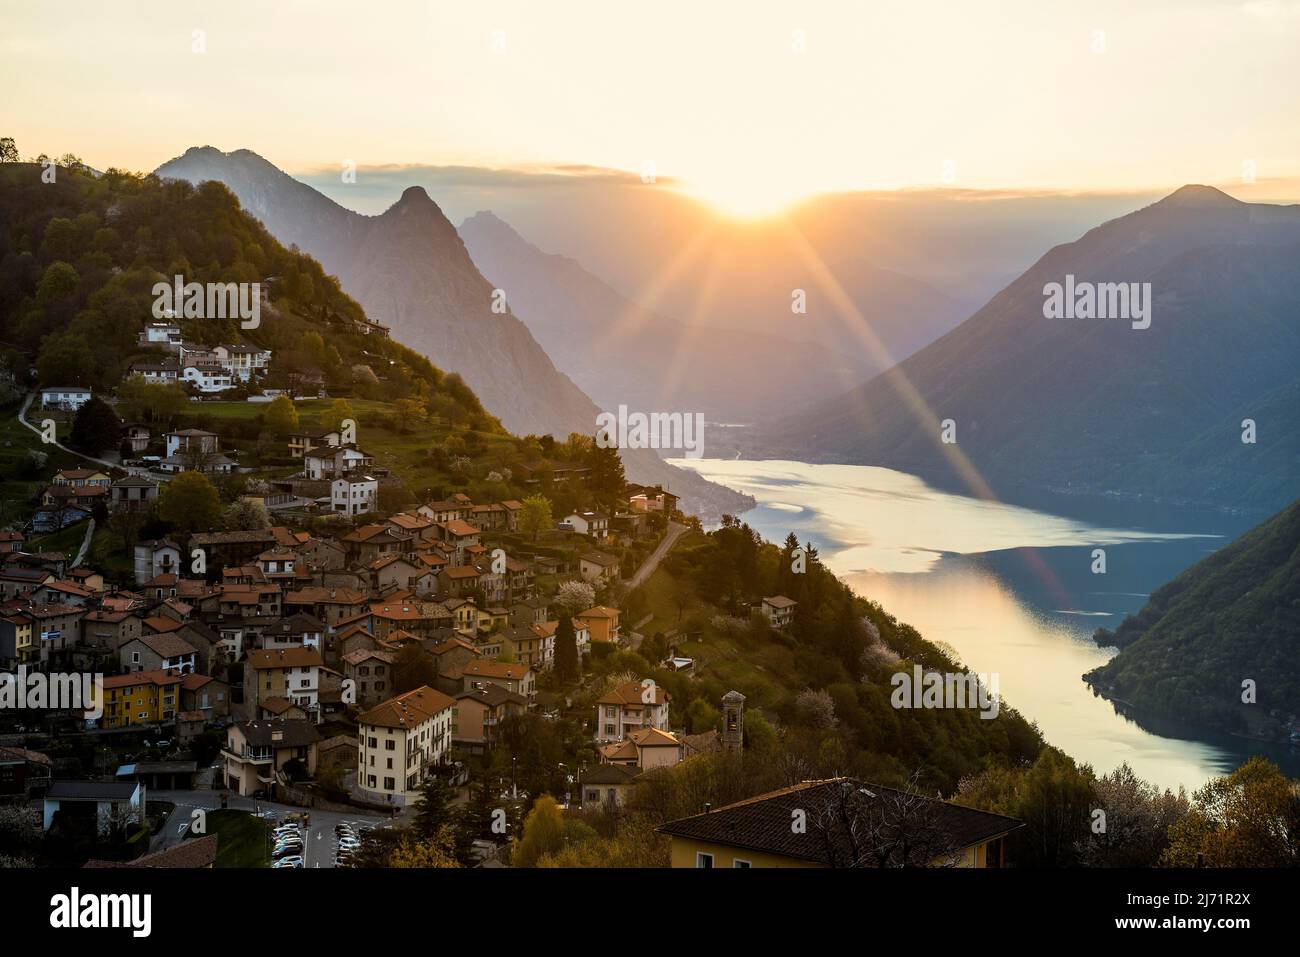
xmin=658 ymin=778 xmax=1023 ymax=869
xmin=97 ymin=669 xmax=183 ymax=728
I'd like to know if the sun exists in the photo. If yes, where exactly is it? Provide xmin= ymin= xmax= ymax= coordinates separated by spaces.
xmin=680 ymin=175 xmax=811 ymax=221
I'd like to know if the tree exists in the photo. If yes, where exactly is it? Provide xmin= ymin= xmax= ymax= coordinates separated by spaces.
xmin=553 ymin=580 xmax=595 ymax=616
xmin=158 ymin=471 xmax=222 ymax=538
xmin=116 ymin=376 xmax=186 ymax=425
xmin=519 ymin=494 xmax=552 ymax=542
xmin=0 ymin=138 xmax=18 ymax=163
xmin=263 ymin=394 xmax=299 ymax=435
xmin=586 ymin=442 xmax=626 ymax=513
xmin=1077 ymin=763 xmax=1188 ymax=867
xmin=389 ymin=827 xmax=461 ymax=868
xmin=413 ymin=775 xmax=456 ymax=842
xmin=1162 ymin=757 xmax=1299 ymax=867
xmin=222 ymin=498 xmax=270 ymax=531
xmin=322 ymin=398 xmax=355 ymax=433
xmin=392 ymin=398 xmax=427 ymax=432
xmin=687 ymin=698 xmax=720 ymax=734
xmin=554 ymin=615 xmax=579 ymax=682
xmin=67 ymin=397 xmax=121 ymax=456
xmin=809 ymin=774 xmax=961 ymax=868
xmin=36 ymin=327 xmax=94 ymax=388
xmin=512 ymin=795 xmax=566 ymax=867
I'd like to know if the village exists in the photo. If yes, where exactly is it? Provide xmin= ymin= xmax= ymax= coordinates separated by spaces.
xmin=0 ymin=331 xmax=830 ymax=870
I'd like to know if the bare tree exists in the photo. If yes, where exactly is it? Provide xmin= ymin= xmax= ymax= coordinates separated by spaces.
xmin=809 ymin=773 xmax=960 ymax=868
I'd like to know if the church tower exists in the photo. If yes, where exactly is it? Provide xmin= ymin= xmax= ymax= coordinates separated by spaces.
xmin=721 ymin=690 xmax=746 ymax=752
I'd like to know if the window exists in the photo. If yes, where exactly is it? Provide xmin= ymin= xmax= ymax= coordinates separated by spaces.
xmin=385 ymin=739 xmax=395 ymax=751
xmin=733 ymin=859 xmax=752 ymax=868
xmin=384 ymin=777 xmax=396 ymax=791
xmin=696 ymin=852 xmax=714 ymax=869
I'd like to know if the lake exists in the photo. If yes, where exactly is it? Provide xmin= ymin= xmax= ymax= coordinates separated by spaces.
xmin=671 ymin=457 xmax=1299 ymax=792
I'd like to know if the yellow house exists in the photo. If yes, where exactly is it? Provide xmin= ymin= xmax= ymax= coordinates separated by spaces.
xmin=575 ymin=605 xmax=620 ymax=645
xmin=1 ymin=612 xmax=35 ymax=667
xmin=658 ymin=778 xmax=1022 ymax=869
xmin=99 ymin=669 xmax=183 ymax=728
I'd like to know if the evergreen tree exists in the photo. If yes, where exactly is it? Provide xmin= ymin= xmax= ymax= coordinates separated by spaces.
xmin=554 ymin=615 xmax=579 ymax=682
xmin=67 ymin=396 xmax=121 ymax=455
xmin=412 ymin=774 xmax=455 ymax=842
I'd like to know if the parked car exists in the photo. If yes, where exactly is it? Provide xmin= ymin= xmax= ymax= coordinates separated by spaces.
xmin=272 ymin=856 xmax=303 ymax=868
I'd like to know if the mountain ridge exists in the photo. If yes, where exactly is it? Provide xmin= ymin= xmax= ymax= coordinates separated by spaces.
xmin=155 ymin=147 xmax=751 ymax=519
xmin=758 ymin=185 xmax=1300 ymax=514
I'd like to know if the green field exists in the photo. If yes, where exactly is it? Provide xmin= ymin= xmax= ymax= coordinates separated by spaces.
xmin=189 ymin=809 xmax=271 ymax=868
xmin=28 ymin=521 xmax=91 ymax=556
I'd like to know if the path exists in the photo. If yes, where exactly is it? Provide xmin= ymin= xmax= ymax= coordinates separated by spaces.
xmin=17 ymin=391 xmax=171 ymax=482
xmin=627 ymin=520 xmax=686 ymax=589
xmin=71 ymin=518 xmax=95 ymax=567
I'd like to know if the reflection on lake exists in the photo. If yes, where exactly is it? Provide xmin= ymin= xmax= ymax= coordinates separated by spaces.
xmin=672 ymin=458 xmax=1299 ymax=792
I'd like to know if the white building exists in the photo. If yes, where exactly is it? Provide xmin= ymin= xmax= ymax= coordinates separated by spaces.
xmin=357 ymin=686 xmax=455 ymax=806
xmin=181 ymin=363 xmax=234 ymax=393
xmin=138 ymin=322 xmax=183 ymax=351
xmin=761 ymin=595 xmax=797 ymax=630
xmin=165 ymin=429 xmax=220 ymax=459
xmin=305 ymin=445 xmax=373 ymax=480
xmin=564 ymin=511 xmax=610 ymax=539
xmin=331 ymin=473 xmax=378 ymax=517
xmin=39 ymin=386 xmax=92 ymax=411
xmin=213 ymin=343 xmax=272 ymax=381
xmin=594 ymin=680 xmax=671 ymax=743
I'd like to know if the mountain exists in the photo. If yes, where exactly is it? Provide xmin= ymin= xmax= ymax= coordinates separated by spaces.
xmin=760 ymin=186 xmax=1300 ymax=514
xmin=459 ymin=210 xmax=851 ymax=423
xmin=1085 ymin=499 xmax=1300 ymax=740
xmin=154 ymin=147 xmax=750 ymax=519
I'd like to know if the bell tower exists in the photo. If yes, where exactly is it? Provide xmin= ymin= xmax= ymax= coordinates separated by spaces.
xmin=721 ymin=690 xmax=746 ymax=752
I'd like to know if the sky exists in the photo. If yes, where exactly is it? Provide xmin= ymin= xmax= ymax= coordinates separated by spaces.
xmin=4 ymin=0 xmax=1299 ymax=217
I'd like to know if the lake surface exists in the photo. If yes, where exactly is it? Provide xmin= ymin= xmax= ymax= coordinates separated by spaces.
xmin=671 ymin=457 xmax=1299 ymax=792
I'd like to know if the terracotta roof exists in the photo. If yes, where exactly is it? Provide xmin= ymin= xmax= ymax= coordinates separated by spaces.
xmin=463 ymin=660 xmax=531 ymax=681
xmin=578 ymin=605 xmax=620 ymax=620
xmin=102 ymin=669 xmax=183 ymax=691
xmin=359 ymin=685 xmax=455 ymax=730
xmin=598 ymin=680 xmax=667 ymax=706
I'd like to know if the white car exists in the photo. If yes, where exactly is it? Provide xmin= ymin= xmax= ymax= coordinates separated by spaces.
xmin=272 ymin=856 xmax=303 ymax=868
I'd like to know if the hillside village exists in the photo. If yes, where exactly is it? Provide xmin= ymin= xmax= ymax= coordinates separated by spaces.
xmin=6 ymin=312 xmax=860 ymax=867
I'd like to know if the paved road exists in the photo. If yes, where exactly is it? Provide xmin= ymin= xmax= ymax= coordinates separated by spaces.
xmin=152 ymin=787 xmax=391 ymax=869
xmin=17 ymin=391 xmax=172 ymax=482
xmin=71 ymin=518 xmax=95 ymax=567
xmin=627 ymin=520 xmax=686 ymax=589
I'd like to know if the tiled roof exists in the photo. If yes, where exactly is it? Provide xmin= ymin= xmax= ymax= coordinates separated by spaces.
xmin=657 ymin=778 xmax=1023 ymax=866
xmin=359 ymin=685 xmax=454 ymax=730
